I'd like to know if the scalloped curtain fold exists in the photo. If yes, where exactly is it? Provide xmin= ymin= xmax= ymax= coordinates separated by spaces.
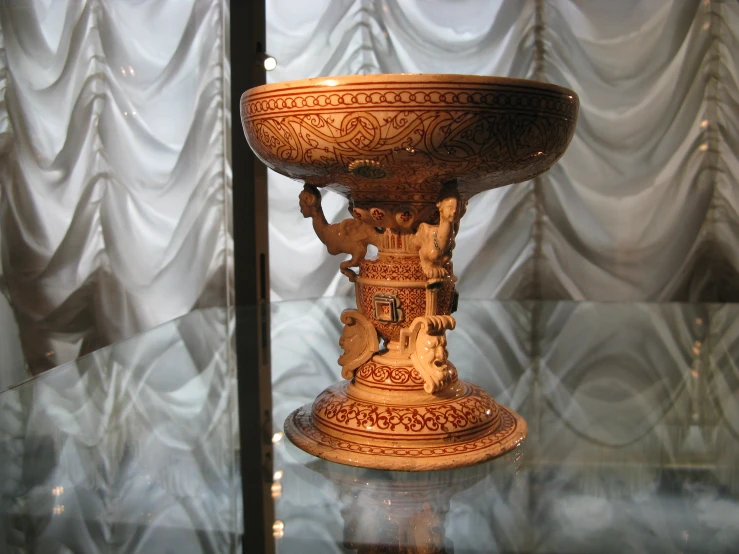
xmin=266 ymin=0 xmax=739 ymax=302
xmin=0 ymin=0 xmax=738 ymax=376
xmin=0 ymin=0 xmax=231 ymax=375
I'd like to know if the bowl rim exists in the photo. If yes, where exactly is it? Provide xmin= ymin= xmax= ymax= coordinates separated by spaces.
xmin=242 ymin=73 xmax=578 ymax=101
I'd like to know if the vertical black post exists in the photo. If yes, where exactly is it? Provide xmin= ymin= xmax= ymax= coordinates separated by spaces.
xmin=230 ymin=0 xmax=273 ymax=552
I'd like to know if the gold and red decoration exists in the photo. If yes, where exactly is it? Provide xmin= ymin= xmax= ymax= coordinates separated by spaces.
xmin=241 ymin=74 xmax=578 ymax=470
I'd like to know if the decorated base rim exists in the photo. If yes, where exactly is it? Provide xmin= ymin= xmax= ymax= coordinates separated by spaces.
xmin=284 ymin=385 xmax=527 ymax=471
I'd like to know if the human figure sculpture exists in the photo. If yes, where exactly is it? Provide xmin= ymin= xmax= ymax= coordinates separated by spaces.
xmin=411 ymin=195 xmax=463 ymax=285
xmin=299 ymin=184 xmax=380 ymax=281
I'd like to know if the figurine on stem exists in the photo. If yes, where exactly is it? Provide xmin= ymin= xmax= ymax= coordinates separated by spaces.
xmin=299 ymin=184 xmax=380 ymax=281
xmin=412 ymin=190 xmax=465 ymax=285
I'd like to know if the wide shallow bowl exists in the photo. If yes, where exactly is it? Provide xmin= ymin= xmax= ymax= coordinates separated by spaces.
xmin=241 ymin=74 xmax=578 ymax=204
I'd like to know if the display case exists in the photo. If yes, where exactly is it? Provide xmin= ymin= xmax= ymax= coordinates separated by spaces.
xmin=1 ymin=299 xmax=738 ymax=553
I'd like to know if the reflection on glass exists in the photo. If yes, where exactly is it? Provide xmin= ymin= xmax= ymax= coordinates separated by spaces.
xmin=318 ymin=452 xmax=520 ymax=553
xmin=271 ymin=300 xmax=739 ymax=554
xmin=0 ymin=308 xmax=238 ymax=553
xmin=1 ymin=301 xmax=739 ymax=552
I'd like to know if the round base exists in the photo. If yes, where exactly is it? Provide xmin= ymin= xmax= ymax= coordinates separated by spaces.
xmin=284 ymin=380 xmax=527 ymax=471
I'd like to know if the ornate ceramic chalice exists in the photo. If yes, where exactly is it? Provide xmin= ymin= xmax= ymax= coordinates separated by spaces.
xmin=241 ymin=74 xmax=578 ymax=470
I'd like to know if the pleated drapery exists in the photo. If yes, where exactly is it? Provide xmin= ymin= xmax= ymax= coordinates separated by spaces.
xmin=1 ymin=1 xmax=738 ymax=379
xmin=266 ymin=0 xmax=739 ymax=302
xmin=0 ymin=1 xmax=232 ymax=375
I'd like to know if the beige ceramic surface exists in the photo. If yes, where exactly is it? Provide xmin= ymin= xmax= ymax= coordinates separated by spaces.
xmin=285 ymin=393 xmax=527 ymax=471
xmin=241 ymin=74 xmax=578 ymax=471
xmin=241 ymin=74 xmax=578 ymax=208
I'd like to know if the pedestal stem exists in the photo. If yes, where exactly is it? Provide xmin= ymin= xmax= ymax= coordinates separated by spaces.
xmin=285 ymin=184 xmax=526 ymax=470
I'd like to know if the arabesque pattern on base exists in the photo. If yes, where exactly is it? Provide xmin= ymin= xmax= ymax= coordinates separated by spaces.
xmin=355 ymin=360 xmax=426 ymax=391
xmin=284 ymin=387 xmax=526 ymax=471
xmin=312 ymin=381 xmax=499 ymax=441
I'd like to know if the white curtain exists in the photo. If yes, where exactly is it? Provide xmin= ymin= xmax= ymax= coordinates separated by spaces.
xmin=2 ymin=0 xmax=738 ymax=381
xmin=266 ymin=0 xmax=739 ymax=302
xmin=0 ymin=0 xmax=232 ymax=376
xmin=0 ymin=15 xmax=26 ymax=389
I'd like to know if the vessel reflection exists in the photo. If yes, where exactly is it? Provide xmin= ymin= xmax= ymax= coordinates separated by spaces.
xmin=293 ymin=449 xmax=522 ymax=553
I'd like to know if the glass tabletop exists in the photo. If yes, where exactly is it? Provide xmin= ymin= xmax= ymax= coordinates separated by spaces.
xmin=1 ymin=300 xmax=738 ymax=553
